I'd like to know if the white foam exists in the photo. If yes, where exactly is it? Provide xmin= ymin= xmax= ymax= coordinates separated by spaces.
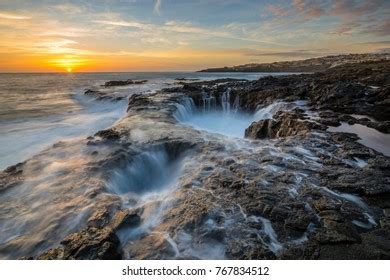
xmin=253 ymin=100 xmax=307 ymax=120
xmin=248 ymin=215 xmax=283 ymax=253
xmin=0 ymin=98 xmax=127 ymax=170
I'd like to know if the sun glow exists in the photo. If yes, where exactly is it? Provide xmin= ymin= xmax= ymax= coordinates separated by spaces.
xmin=47 ymin=57 xmax=89 ymax=72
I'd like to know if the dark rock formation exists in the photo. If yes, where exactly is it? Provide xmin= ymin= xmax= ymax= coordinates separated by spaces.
xmin=245 ymin=109 xmax=325 ymax=139
xmin=39 ymin=227 xmax=121 ymax=260
xmin=220 ymin=60 xmax=390 ymax=121
xmin=0 ymin=162 xmax=24 ymax=193
xmin=109 ymin=209 xmax=141 ymax=230
xmin=94 ymin=128 xmax=121 ymax=140
xmin=103 ymin=79 xmax=147 ymax=87
xmin=175 ymin=78 xmax=200 ymax=81
xmin=84 ymin=89 xmax=124 ymax=101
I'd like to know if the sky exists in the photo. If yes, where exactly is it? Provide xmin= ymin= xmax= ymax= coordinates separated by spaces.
xmin=0 ymin=0 xmax=389 ymax=72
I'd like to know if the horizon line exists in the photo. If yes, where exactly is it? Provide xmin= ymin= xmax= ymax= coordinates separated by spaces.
xmin=0 ymin=70 xmax=201 ymax=74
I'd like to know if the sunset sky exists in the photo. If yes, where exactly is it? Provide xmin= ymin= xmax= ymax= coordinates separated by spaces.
xmin=0 ymin=0 xmax=389 ymax=72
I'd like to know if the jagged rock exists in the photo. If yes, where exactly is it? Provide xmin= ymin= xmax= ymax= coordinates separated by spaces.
xmin=103 ymin=79 xmax=147 ymax=87
xmin=0 ymin=162 xmax=24 ymax=192
xmin=87 ymin=207 xmax=112 ymax=228
xmin=231 ymin=60 xmax=390 ymax=122
xmin=245 ymin=110 xmax=325 ymax=139
xmin=226 ymin=240 xmax=276 ymax=260
xmin=134 ymin=80 xmax=148 ymax=84
xmin=104 ymin=80 xmax=134 ymax=87
xmin=109 ymin=209 xmax=141 ymax=230
xmin=60 ymin=227 xmax=120 ymax=260
xmin=84 ymin=89 xmax=124 ymax=101
xmin=126 ymin=233 xmax=178 ymax=260
xmin=94 ymin=128 xmax=121 ymax=140
xmin=37 ymin=248 xmax=64 ymax=260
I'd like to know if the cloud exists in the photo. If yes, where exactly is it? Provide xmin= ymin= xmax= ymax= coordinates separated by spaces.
xmin=35 ymin=39 xmax=78 ymax=48
xmin=266 ymin=5 xmax=289 ymax=17
xmin=363 ymin=21 xmax=390 ymax=36
xmin=30 ymin=39 xmax=81 ymax=54
xmin=261 ymin=0 xmax=390 ymax=37
xmin=154 ymin=0 xmax=162 ymax=15
xmin=163 ymin=21 xmax=228 ymax=36
xmin=244 ymin=49 xmax=328 ymax=58
xmin=94 ymin=20 xmax=151 ymax=30
xmin=0 ymin=11 xmax=30 ymax=20
xmin=292 ymin=0 xmax=325 ymax=18
xmin=2 ymin=0 xmax=389 ymax=72
xmin=39 ymin=27 xmax=91 ymax=38
xmin=53 ymin=3 xmax=85 ymax=14
xmin=162 ymin=20 xmax=288 ymax=46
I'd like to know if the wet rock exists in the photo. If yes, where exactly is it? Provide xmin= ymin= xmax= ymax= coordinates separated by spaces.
xmin=201 ymin=228 xmax=226 ymax=242
xmin=60 ymin=227 xmax=121 ymax=260
xmin=84 ymin=89 xmax=124 ymax=101
xmin=315 ymin=221 xmax=361 ymax=244
xmin=175 ymin=78 xmax=199 ymax=82
xmin=94 ymin=128 xmax=121 ymax=140
xmin=3 ymin=162 xmax=24 ymax=174
xmin=231 ymin=60 xmax=390 ymax=123
xmin=163 ymin=140 xmax=195 ymax=159
xmin=284 ymin=210 xmax=313 ymax=232
xmin=315 ymin=228 xmax=390 ymax=259
xmin=84 ymin=89 xmax=101 ymax=96
xmin=126 ymin=233 xmax=178 ymax=259
xmin=103 ymin=79 xmax=148 ymax=87
xmin=0 ymin=162 xmax=24 ymax=192
xmin=109 ymin=209 xmax=141 ymax=230
xmin=133 ymin=80 xmax=148 ymax=84
xmin=37 ymin=226 xmax=121 ymax=260
xmin=87 ymin=207 xmax=112 ymax=228
xmin=37 ymin=248 xmax=64 ymax=260
xmin=245 ymin=110 xmax=325 ymax=139
xmin=226 ymin=240 xmax=276 ymax=260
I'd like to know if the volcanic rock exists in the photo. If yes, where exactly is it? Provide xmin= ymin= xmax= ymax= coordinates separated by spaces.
xmin=245 ymin=110 xmax=325 ymax=139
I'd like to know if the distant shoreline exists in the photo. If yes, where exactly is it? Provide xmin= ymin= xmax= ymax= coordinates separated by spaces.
xmin=198 ymin=53 xmax=389 ymax=73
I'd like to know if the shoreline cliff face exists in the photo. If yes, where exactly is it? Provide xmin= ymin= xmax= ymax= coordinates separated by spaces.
xmin=0 ymin=60 xmax=389 ymax=260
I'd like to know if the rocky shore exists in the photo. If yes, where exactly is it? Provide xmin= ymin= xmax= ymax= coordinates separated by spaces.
xmin=0 ymin=60 xmax=389 ymax=260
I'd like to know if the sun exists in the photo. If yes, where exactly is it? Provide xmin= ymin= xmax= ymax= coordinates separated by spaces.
xmin=66 ymin=67 xmax=72 ymax=73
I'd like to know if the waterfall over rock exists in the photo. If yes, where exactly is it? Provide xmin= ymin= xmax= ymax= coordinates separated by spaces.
xmin=173 ymin=97 xmax=196 ymax=121
xmin=201 ymin=88 xmax=216 ymax=112
xmin=221 ymin=87 xmax=231 ymax=114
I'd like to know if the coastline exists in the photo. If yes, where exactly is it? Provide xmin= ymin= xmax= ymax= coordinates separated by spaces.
xmin=0 ymin=60 xmax=389 ymax=260
xmin=198 ymin=53 xmax=389 ymax=73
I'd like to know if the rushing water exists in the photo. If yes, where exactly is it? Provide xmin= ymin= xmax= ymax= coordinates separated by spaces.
xmin=0 ymin=72 xmax=293 ymax=170
xmin=0 ymin=71 xmax=386 ymax=260
xmin=179 ymin=93 xmax=308 ymax=139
